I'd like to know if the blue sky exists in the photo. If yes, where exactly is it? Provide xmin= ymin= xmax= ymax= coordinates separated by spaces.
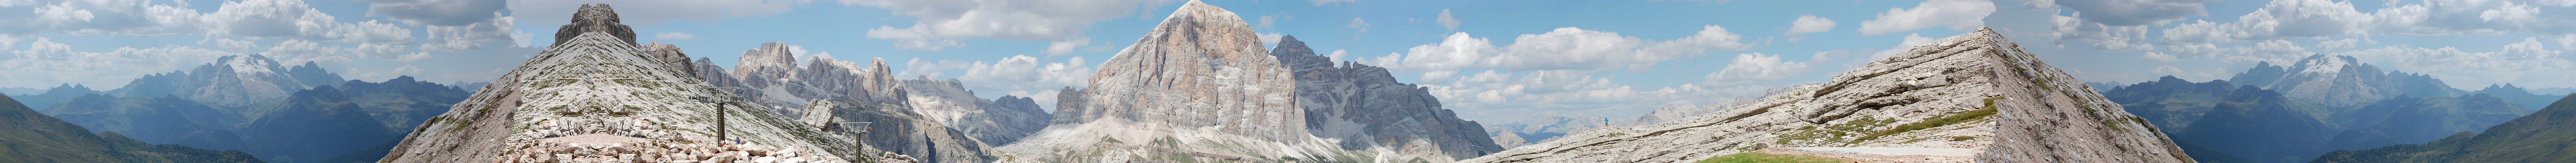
xmin=4 ymin=0 xmax=2573 ymax=122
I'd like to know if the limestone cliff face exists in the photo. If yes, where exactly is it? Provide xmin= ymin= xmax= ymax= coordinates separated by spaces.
xmin=1272 ymin=35 xmax=1504 ymax=161
xmin=996 ymin=1 xmax=1368 ymax=162
xmin=900 ymin=77 xmax=1051 ymax=145
xmin=1459 ymin=28 xmax=2192 ymax=163
xmin=727 ymin=42 xmax=818 ymax=113
xmin=802 ymin=57 xmax=903 ymax=105
xmin=378 ymin=4 xmax=896 ymax=163
xmin=1049 ymin=0 xmax=1303 ymax=140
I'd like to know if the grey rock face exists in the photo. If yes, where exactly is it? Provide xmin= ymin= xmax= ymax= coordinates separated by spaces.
xmin=1459 ymin=28 xmax=2192 ymax=163
xmin=1049 ymin=0 xmax=1304 ymax=141
xmin=380 ymin=5 xmax=886 ymax=162
xmin=715 ymin=42 xmax=908 ymax=118
xmin=799 ymin=98 xmax=993 ymax=163
xmin=900 ymin=77 xmax=1051 ymax=145
xmin=642 ymin=42 xmax=696 ymax=79
xmin=693 ymin=58 xmax=738 ymax=88
xmin=801 ymin=57 xmax=903 ymax=105
xmin=549 ymin=4 xmax=636 ymax=48
xmin=697 ymin=42 xmax=991 ymax=161
xmin=997 ymin=1 xmax=1370 ymax=162
xmin=1273 ymin=35 xmax=1505 ymax=161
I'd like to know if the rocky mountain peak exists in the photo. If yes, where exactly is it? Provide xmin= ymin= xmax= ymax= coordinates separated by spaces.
xmin=285 ymin=61 xmax=345 ymax=87
xmin=1462 ymin=27 xmax=2192 ymax=163
xmin=215 ymin=55 xmax=285 ymax=75
xmin=2290 ymin=55 xmax=2362 ymax=75
xmin=997 ymin=2 xmax=1350 ymax=162
xmin=550 ymin=4 xmax=636 ymax=47
xmin=643 ymin=42 xmax=696 ymax=79
xmin=735 ymin=42 xmax=798 ymax=82
xmin=1050 ymin=0 xmax=1296 ymax=139
xmin=1268 ymin=33 xmax=1507 ymax=161
xmin=41 ymin=83 xmax=95 ymax=95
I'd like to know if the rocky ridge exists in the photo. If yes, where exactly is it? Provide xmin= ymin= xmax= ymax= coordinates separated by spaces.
xmin=377 ymin=4 xmax=898 ymax=163
xmin=1458 ymin=28 xmax=2192 ymax=163
xmin=900 ymin=77 xmax=1052 ymax=146
xmin=1272 ymin=35 xmax=1505 ymax=161
xmin=717 ymin=42 xmax=907 ymax=118
xmin=796 ymin=97 xmax=996 ymax=163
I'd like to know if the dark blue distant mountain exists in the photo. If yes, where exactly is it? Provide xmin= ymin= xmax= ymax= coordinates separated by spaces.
xmin=40 ymin=76 xmax=467 ymax=163
xmin=2108 ymin=55 xmax=2539 ymax=163
xmin=0 ymin=94 xmax=263 ymax=163
xmin=2314 ymin=96 xmax=2576 ymax=162
xmin=16 ymin=83 xmax=102 ymax=111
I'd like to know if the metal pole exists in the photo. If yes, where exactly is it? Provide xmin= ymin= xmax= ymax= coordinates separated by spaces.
xmin=691 ymin=87 xmax=742 ymax=146
xmin=717 ymin=103 xmax=727 ymax=143
xmin=841 ymin=122 xmax=874 ymax=161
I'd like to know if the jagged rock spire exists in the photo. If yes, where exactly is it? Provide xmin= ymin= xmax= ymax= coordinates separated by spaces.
xmin=550 ymin=4 xmax=637 ymax=48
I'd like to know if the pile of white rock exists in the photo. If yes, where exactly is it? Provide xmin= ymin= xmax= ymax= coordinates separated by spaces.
xmin=497 ymin=134 xmax=868 ymax=163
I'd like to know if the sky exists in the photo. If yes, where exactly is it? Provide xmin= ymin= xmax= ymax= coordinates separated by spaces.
xmin=3 ymin=0 xmax=2573 ymax=123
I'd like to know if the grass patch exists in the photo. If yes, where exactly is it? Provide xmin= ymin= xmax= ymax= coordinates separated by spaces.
xmin=1694 ymin=152 xmax=1854 ymax=163
xmin=1847 ymin=97 xmax=2003 ymax=144
xmin=1949 ymin=136 xmax=1976 ymax=141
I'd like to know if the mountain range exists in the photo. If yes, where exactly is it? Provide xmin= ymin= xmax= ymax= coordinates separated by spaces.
xmin=41 ymin=75 xmax=469 ymax=162
xmin=2102 ymin=55 xmax=2561 ymax=163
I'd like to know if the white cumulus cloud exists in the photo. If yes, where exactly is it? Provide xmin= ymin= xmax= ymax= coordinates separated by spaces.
xmin=1785 ymin=15 xmax=1836 ymax=35
xmin=846 ymin=0 xmax=1172 ymax=51
xmin=1856 ymin=0 xmax=1997 ymax=36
